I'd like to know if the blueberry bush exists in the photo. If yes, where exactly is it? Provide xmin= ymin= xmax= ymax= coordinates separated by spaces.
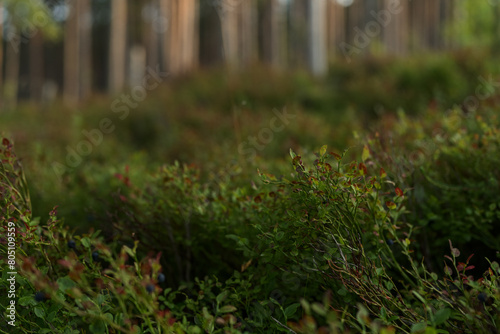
xmin=2 ymin=130 xmax=500 ymax=333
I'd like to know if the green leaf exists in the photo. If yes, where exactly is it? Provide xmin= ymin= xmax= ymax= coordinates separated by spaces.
xmin=29 ymin=217 xmax=40 ymax=226
xmin=216 ymin=291 xmax=228 ymax=304
xmin=411 ymin=322 xmax=427 ymax=333
xmin=219 ymin=305 xmax=237 ymax=313
xmin=356 ymin=303 xmax=369 ymax=325
xmin=123 ymin=245 xmax=135 ymax=257
xmin=34 ymin=306 xmax=45 ymax=318
xmin=19 ymin=295 xmax=36 ymax=306
xmin=289 ymin=148 xmax=296 ymax=159
xmin=319 ymin=145 xmax=327 ymax=157
xmin=80 ymin=237 xmax=91 ymax=249
xmin=57 ymin=276 xmax=77 ymax=293
xmin=310 ymin=303 xmax=325 ymax=316
xmin=115 ymin=313 xmax=125 ymax=326
xmin=300 ymin=299 xmax=310 ymax=315
xmin=89 ymin=319 xmax=106 ymax=334
xmin=412 ymin=291 xmax=427 ymax=304
xmin=104 ymin=313 xmax=113 ymax=322
xmin=362 ymin=145 xmax=370 ymax=162
xmin=47 ymin=311 xmax=57 ymax=322
xmin=284 ymin=303 xmax=301 ymax=318
xmin=380 ymin=306 xmax=387 ymax=320
xmin=433 ymin=308 xmax=451 ymax=326
xmin=275 ymin=231 xmax=284 ymax=241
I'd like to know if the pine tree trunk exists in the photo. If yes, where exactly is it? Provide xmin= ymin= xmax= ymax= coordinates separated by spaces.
xmin=383 ymin=0 xmax=409 ymax=55
xmin=3 ymin=38 xmax=20 ymax=109
xmin=327 ymin=1 xmax=345 ymax=58
xmin=108 ymin=0 xmax=128 ymax=93
xmin=0 ymin=3 xmax=4 ymax=109
xmin=80 ymin=0 xmax=92 ymax=100
xmin=219 ymin=1 xmax=239 ymax=67
xmin=143 ymin=0 xmax=160 ymax=70
xmin=308 ymin=0 xmax=327 ymax=76
xmin=30 ymin=31 xmax=44 ymax=101
xmin=64 ymin=0 xmax=79 ymax=105
xmin=288 ymin=0 xmax=308 ymax=68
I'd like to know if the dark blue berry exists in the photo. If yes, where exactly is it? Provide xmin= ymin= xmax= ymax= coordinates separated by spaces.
xmin=92 ymin=251 xmax=99 ymax=261
xmin=387 ymin=239 xmax=394 ymax=246
xmin=67 ymin=240 xmax=76 ymax=249
xmin=34 ymin=291 xmax=46 ymax=302
xmin=146 ymin=284 xmax=155 ymax=293
xmin=478 ymin=292 xmax=487 ymax=303
xmin=157 ymin=273 xmax=165 ymax=283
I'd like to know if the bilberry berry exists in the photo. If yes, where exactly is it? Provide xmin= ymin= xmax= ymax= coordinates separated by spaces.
xmin=157 ymin=273 xmax=165 ymax=283
xmin=34 ymin=291 xmax=46 ymax=302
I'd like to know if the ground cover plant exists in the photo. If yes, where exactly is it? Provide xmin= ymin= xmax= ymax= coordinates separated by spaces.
xmin=2 ymin=127 xmax=500 ymax=333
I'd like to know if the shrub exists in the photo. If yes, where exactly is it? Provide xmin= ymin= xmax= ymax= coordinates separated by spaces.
xmin=2 ymin=137 xmax=499 ymax=333
xmin=364 ymin=106 xmax=500 ymax=273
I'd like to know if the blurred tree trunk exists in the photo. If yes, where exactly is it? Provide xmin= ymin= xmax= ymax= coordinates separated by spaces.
xmin=261 ymin=0 xmax=286 ymax=68
xmin=80 ymin=0 xmax=92 ymax=100
xmin=383 ymin=0 xmax=409 ymax=55
xmin=30 ymin=31 xmax=44 ymax=101
xmin=199 ymin=3 xmax=224 ymax=67
xmin=219 ymin=2 xmax=239 ymax=67
xmin=64 ymin=0 xmax=79 ymax=105
xmin=288 ymin=0 xmax=308 ymax=68
xmin=426 ymin=0 xmax=441 ymax=49
xmin=179 ymin=0 xmax=199 ymax=72
xmin=64 ymin=0 xmax=92 ymax=105
xmin=0 ymin=3 xmax=3 ymax=108
xmin=160 ymin=0 xmax=199 ymax=75
xmin=108 ymin=0 xmax=128 ymax=93
xmin=409 ymin=0 xmax=422 ymax=51
xmin=345 ymin=0 xmax=365 ymax=42
xmin=327 ymin=1 xmax=345 ymax=58
xmin=3 ymin=38 xmax=20 ymax=109
xmin=239 ymin=0 xmax=257 ymax=66
xmin=493 ymin=1 xmax=500 ymax=55
xmin=143 ymin=0 xmax=160 ymax=70
xmin=308 ymin=0 xmax=327 ymax=76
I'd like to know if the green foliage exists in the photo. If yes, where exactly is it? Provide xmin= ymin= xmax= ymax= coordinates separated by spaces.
xmin=328 ymin=50 xmax=498 ymax=117
xmin=2 ymin=0 xmax=60 ymax=40
xmin=1 ymin=135 xmax=500 ymax=333
xmin=365 ymin=106 xmax=500 ymax=272
xmin=102 ymin=161 xmax=260 ymax=287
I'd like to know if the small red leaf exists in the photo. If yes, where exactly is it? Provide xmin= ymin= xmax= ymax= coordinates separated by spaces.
xmin=2 ymin=138 xmax=10 ymax=146
xmin=395 ymin=187 xmax=404 ymax=197
xmin=466 ymin=254 xmax=474 ymax=263
xmin=385 ymin=201 xmax=396 ymax=210
xmin=330 ymin=152 xmax=341 ymax=161
xmin=58 ymin=259 xmax=72 ymax=268
xmin=465 ymin=265 xmax=475 ymax=271
xmin=358 ymin=163 xmax=367 ymax=176
xmin=380 ymin=167 xmax=387 ymax=178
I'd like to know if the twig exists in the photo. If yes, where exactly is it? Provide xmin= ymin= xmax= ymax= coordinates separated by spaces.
xmin=270 ymin=316 xmax=297 ymax=333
